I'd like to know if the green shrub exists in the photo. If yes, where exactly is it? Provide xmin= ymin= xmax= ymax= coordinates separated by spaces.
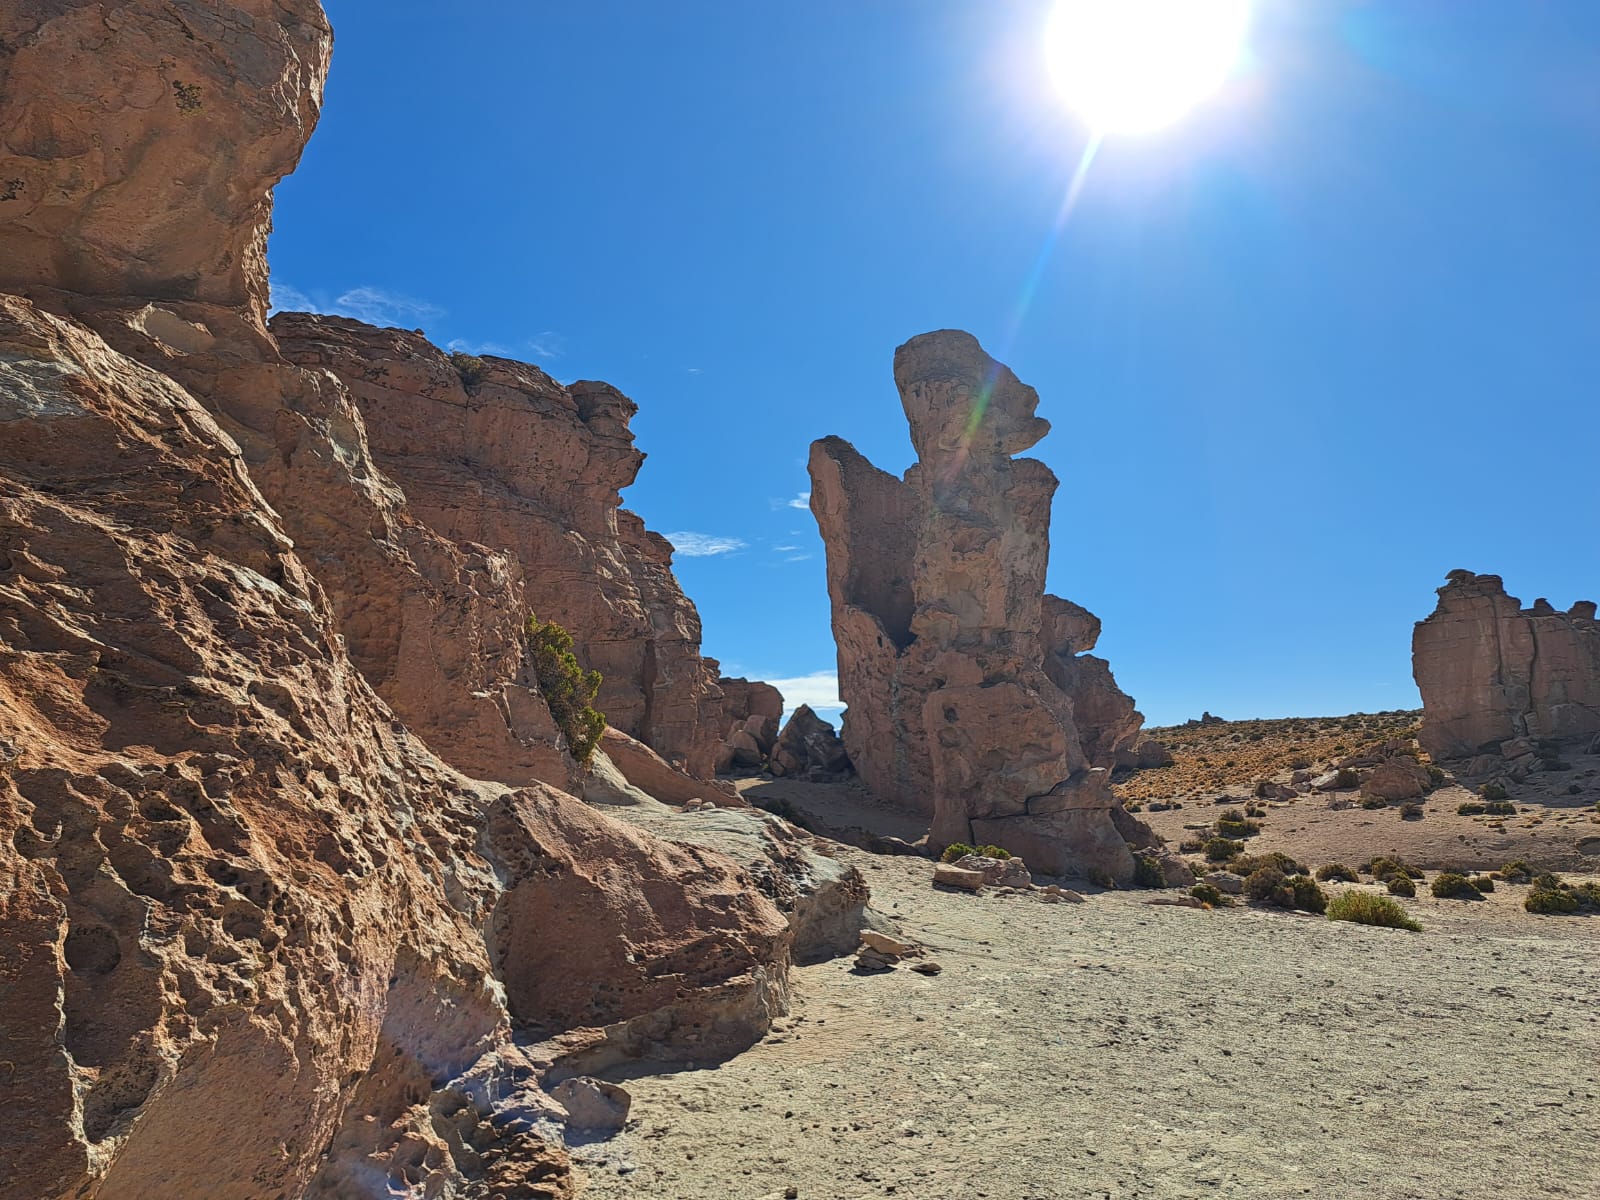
xmin=1500 ymin=860 xmax=1535 ymax=883
xmin=1364 ymin=856 xmax=1423 ymax=882
xmin=1327 ymin=892 xmax=1422 ymax=931
xmin=1190 ymin=882 xmax=1231 ymax=907
xmin=1217 ymin=816 xmax=1261 ymax=838
xmin=450 ymin=351 xmax=489 ymax=388
xmin=1431 ymin=872 xmax=1480 ymax=900
xmin=1387 ymin=874 xmax=1416 ymax=897
xmin=1204 ymin=837 xmax=1242 ymax=863
xmin=1316 ymin=863 xmax=1358 ymax=883
xmin=1134 ymin=856 xmax=1166 ymax=888
xmin=940 ymin=842 xmax=975 ymax=864
xmin=1244 ymin=867 xmax=1291 ymax=906
xmin=1426 ymin=765 xmax=1447 ymax=789
xmin=1400 ymin=802 xmax=1424 ymax=820
xmin=525 ymin=615 xmax=605 ymax=763
xmin=1470 ymin=876 xmax=1495 ymax=893
xmin=1178 ymin=837 xmax=1204 ymax=854
xmin=1483 ymin=800 xmax=1516 ymax=816
xmin=1333 ymin=767 xmax=1360 ymax=789
xmin=1232 ymin=851 xmax=1308 ymax=878
xmin=1525 ymin=887 xmax=1579 ymax=915
xmin=1289 ymin=875 xmax=1328 ymax=913
xmin=1457 ymin=801 xmax=1487 ymax=816
xmin=1480 ymin=781 xmax=1508 ymax=802
xmin=1360 ymin=794 xmax=1389 ymax=810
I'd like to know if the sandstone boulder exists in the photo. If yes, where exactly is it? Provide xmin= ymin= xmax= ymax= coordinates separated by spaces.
xmin=952 ymin=853 xmax=1033 ymax=888
xmin=551 ymin=1078 xmax=631 ymax=1133
xmin=1359 ymin=759 xmax=1431 ymax=803
xmin=769 ymin=704 xmax=852 ymax=779
xmin=1413 ymin=571 xmax=1600 ymax=759
xmin=810 ymin=331 xmax=1151 ymax=882
xmin=933 ymin=864 xmax=987 ymax=892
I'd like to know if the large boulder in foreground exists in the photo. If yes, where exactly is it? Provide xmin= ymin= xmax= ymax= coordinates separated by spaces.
xmin=808 ymin=330 xmax=1151 ymax=881
xmin=1413 ymin=571 xmax=1600 ymax=760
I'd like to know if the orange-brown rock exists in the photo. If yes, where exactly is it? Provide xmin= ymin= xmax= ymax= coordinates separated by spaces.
xmin=0 ymin=0 xmax=330 ymax=321
xmin=1414 ymin=570 xmax=1600 ymax=760
xmin=810 ymin=331 xmax=1150 ymax=881
xmin=271 ymin=314 xmax=746 ymax=778
xmin=0 ymin=3 xmax=823 ymax=1195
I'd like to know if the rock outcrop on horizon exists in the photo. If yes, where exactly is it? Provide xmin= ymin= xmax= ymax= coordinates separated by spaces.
xmin=0 ymin=4 xmax=846 ymax=1196
xmin=809 ymin=330 xmax=1153 ymax=880
xmin=1413 ymin=570 xmax=1600 ymax=760
xmin=272 ymin=314 xmax=760 ymax=779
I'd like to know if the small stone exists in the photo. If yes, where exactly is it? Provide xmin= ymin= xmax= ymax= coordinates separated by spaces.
xmin=910 ymin=961 xmax=943 ymax=975
xmin=932 ymin=863 xmax=986 ymax=892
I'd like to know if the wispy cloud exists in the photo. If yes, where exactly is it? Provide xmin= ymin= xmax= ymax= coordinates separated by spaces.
xmin=528 ymin=331 xmax=565 ymax=359
xmin=784 ymin=554 xmax=813 ymax=562
xmin=447 ymin=337 xmax=511 ymax=356
xmin=267 ymin=280 xmax=442 ymax=328
xmin=685 ymin=367 xmax=704 ymax=375
xmin=764 ymin=671 xmax=844 ymax=715
xmin=772 ymin=544 xmax=801 ymax=553
xmin=665 ymin=531 xmax=747 ymax=558
xmin=788 ymin=491 xmax=811 ymax=510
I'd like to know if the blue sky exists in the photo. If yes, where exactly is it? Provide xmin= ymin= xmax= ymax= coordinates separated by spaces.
xmin=268 ymin=1 xmax=1600 ymax=727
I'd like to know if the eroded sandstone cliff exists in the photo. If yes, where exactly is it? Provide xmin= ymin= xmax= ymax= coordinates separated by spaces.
xmin=1413 ymin=570 xmax=1600 ymax=760
xmin=809 ymin=330 xmax=1156 ymax=880
xmin=0 ymin=3 xmax=837 ymax=1196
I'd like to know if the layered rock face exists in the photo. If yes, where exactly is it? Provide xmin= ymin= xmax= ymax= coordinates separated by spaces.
xmin=1414 ymin=570 xmax=1600 ymax=759
xmin=273 ymin=314 xmax=747 ymax=778
xmin=0 ymin=4 xmax=818 ymax=1196
xmin=809 ymin=330 xmax=1150 ymax=879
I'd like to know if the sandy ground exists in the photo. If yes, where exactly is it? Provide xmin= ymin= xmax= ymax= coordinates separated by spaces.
xmin=572 ymin=850 xmax=1600 ymax=1200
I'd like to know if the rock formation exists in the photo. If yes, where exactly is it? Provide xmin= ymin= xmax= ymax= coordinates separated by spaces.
xmin=770 ymin=704 xmax=852 ymax=780
xmin=0 ymin=4 xmax=856 ymax=1196
xmin=1413 ymin=570 xmax=1600 ymax=760
xmin=809 ymin=330 xmax=1153 ymax=880
xmin=272 ymin=314 xmax=758 ymax=779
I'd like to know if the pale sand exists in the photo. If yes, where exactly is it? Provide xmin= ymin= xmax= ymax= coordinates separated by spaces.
xmin=574 ymin=850 xmax=1600 ymax=1199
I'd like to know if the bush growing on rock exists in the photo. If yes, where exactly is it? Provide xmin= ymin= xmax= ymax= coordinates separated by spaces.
xmin=1431 ymin=872 xmax=1480 ymax=900
xmin=449 ymin=350 xmax=489 ymax=388
xmin=1316 ymin=863 xmax=1358 ymax=883
xmin=1134 ymin=855 xmax=1166 ymax=888
xmin=940 ymin=842 xmax=975 ymax=864
xmin=525 ymin=615 xmax=605 ymax=763
xmin=974 ymin=844 xmax=1012 ymax=860
xmin=1327 ymin=892 xmax=1421 ymax=931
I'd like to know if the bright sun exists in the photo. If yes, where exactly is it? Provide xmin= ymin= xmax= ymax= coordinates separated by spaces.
xmin=1045 ymin=0 xmax=1251 ymax=134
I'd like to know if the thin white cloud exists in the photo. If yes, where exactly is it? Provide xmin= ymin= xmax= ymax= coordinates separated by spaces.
xmin=528 ymin=331 xmax=565 ymax=359
xmin=787 ymin=491 xmax=811 ymax=510
xmin=447 ymin=337 xmax=512 ymax=356
xmin=267 ymin=280 xmax=441 ymax=328
xmin=685 ymin=367 xmax=704 ymax=375
xmin=784 ymin=554 xmax=812 ymax=562
xmin=772 ymin=544 xmax=801 ymax=553
xmin=764 ymin=671 xmax=843 ymax=715
xmin=665 ymin=531 xmax=747 ymax=558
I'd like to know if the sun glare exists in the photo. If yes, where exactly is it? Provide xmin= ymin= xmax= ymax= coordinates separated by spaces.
xmin=1045 ymin=0 xmax=1251 ymax=134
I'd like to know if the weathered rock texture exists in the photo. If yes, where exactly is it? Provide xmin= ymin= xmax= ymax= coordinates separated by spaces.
xmin=810 ymin=330 xmax=1151 ymax=880
xmin=770 ymin=704 xmax=852 ymax=780
xmin=1414 ymin=570 xmax=1600 ymax=760
xmin=0 ymin=4 xmax=824 ymax=1196
xmin=272 ymin=314 xmax=753 ymax=778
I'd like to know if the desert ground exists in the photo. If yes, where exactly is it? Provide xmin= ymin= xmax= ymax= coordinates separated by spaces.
xmin=569 ymin=715 xmax=1600 ymax=1199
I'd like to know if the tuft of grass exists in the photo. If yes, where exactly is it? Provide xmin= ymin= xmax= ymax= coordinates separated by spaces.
xmin=1289 ymin=874 xmax=1328 ymax=913
xmin=449 ymin=351 xmax=490 ymax=388
xmin=974 ymin=844 xmax=1012 ymax=859
xmin=1525 ymin=887 xmax=1579 ymax=915
xmin=1189 ymin=882 xmax=1231 ymax=907
xmin=1400 ymin=802 xmax=1424 ymax=820
xmin=1479 ymin=781 xmax=1509 ymax=802
xmin=1232 ymin=851 xmax=1308 ymax=878
xmin=1500 ymin=860 xmax=1535 ymax=884
xmin=1363 ymin=856 xmax=1423 ymax=882
xmin=1333 ymin=767 xmax=1361 ymax=789
xmin=1315 ymin=863 xmax=1358 ymax=883
xmin=1387 ymin=875 xmax=1416 ymax=898
xmin=1470 ymin=876 xmax=1495 ymax=893
xmin=940 ymin=842 xmax=975 ymax=865
xmin=1327 ymin=892 xmax=1421 ymax=931
xmin=1483 ymin=800 xmax=1515 ymax=816
xmin=1457 ymin=801 xmax=1487 ymax=816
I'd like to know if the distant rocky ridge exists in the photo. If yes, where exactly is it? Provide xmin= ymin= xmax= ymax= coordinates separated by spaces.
xmin=809 ymin=330 xmax=1160 ymax=882
xmin=0 ymin=4 xmax=851 ymax=1197
xmin=1414 ymin=570 xmax=1600 ymax=760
